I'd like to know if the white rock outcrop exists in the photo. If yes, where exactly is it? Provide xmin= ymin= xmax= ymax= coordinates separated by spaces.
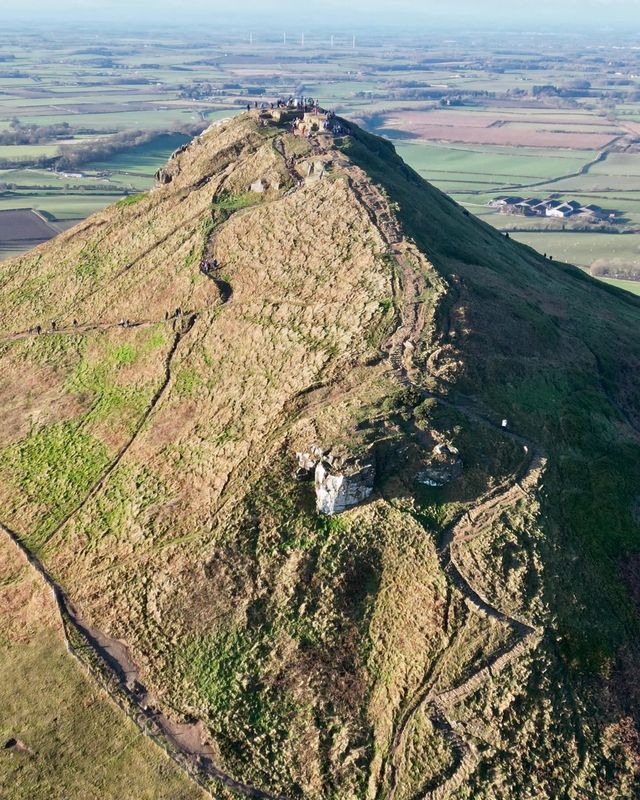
xmin=315 ymin=460 xmax=375 ymax=515
xmin=416 ymin=443 xmax=463 ymax=487
xmin=295 ymin=445 xmax=374 ymax=515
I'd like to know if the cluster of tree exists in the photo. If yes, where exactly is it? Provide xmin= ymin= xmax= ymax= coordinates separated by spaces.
xmin=532 ymin=81 xmax=592 ymax=98
xmin=605 ymin=78 xmax=634 ymax=86
xmin=76 ymin=57 xmax=118 ymax=68
xmin=590 ymin=263 xmax=640 ymax=281
xmin=0 ymin=123 xmax=203 ymax=170
xmin=369 ymin=88 xmax=492 ymax=102
xmin=71 ymin=47 xmax=114 ymax=56
xmin=179 ymin=81 xmax=267 ymax=100
xmin=386 ymin=80 xmax=432 ymax=89
xmin=0 ymin=118 xmax=74 ymax=145
xmin=55 ymin=124 xmax=203 ymax=170
xmin=178 ymin=81 xmax=224 ymax=99
xmin=189 ymin=58 xmax=221 ymax=67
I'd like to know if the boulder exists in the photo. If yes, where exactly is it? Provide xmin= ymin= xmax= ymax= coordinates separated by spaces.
xmin=315 ymin=459 xmax=374 ymax=515
xmin=155 ymin=167 xmax=173 ymax=185
xmin=295 ymin=445 xmax=375 ymax=514
xmin=417 ymin=442 xmax=463 ymax=487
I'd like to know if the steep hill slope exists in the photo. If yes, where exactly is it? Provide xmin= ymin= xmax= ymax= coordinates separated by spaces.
xmin=0 ymin=111 xmax=639 ymax=799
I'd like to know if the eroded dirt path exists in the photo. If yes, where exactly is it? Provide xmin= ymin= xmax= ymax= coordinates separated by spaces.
xmin=1 ymin=128 xmax=547 ymax=800
xmin=0 ymin=519 xmax=289 ymax=800
xmin=0 ymin=249 xmax=290 ymax=797
xmin=328 ymin=146 xmax=546 ymax=800
xmin=40 ymin=313 xmax=198 ymax=551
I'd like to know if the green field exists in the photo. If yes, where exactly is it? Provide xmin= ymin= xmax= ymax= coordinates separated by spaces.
xmin=1 ymin=26 xmax=639 ymax=277
xmin=82 ymin=132 xmax=191 ymax=175
xmin=598 ymin=276 xmax=640 ymax=295
xmin=511 ymin=230 xmax=640 ymax=273
xmin=397 ymin=141 xmax=595 ymax=181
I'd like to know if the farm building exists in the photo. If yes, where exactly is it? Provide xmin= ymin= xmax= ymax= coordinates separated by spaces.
xmin=489 ymin=195 xmax=524 ymax=209
xmin=546 ymin=203 xmax=575 ymax=218
xmin=489 ymin=195 xmax=617 ymax=221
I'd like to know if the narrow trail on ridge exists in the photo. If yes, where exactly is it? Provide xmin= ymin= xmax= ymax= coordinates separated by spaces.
xmin=319 ymin=138 xmax=546 ymax=800
xmin=0 ymin=521 xmax=290 ymax=800
xmin=0 ymin=250 xmax=292 ymax=799
xmin=0 ymin=126 xmax=550 ymax=800
xmin=0 ymin=146 xmax=330 ymax=797
xmin=38 ymin=312 xmax=198 ymax=552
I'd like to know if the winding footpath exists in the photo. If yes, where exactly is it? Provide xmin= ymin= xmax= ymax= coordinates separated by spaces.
xmin=332 ymin=147 xmax=546 ymax=800
xmin=0 ymin=520 xmax=288 ymax=800
xmin=0 ymin=259 xmax=290 ymax=798
xmin=1 ymin=128 xmax=548 ymax=800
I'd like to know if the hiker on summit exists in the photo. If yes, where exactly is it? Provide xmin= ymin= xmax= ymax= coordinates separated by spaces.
xmin=35 ymin=324 xmax=41 ymax=335
xmin=51 ymin=320 xmax=57 ymax=331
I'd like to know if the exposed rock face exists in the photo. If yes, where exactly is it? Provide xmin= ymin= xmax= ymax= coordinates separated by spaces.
xmin=155 ymin=167 xmax=172 ymax=185
xmin=315 ymin=460 xmax=375 ymax=515
xmin=416 ymin=443 xmax=463 ymax=487
xmin=296 ymin=446 xmax=375 ymax=515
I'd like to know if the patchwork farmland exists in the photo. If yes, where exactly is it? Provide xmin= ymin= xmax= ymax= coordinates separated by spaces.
xmin=1 ymin=25 xmax=640 ymax=292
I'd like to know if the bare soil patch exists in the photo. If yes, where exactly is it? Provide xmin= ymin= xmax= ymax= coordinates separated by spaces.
xmin=0 ymin=209 xmax=59 ymax=252
xmin=382 ymin=111 xmax=616 ymax=150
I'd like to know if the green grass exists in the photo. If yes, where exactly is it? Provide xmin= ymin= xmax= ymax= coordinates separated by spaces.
xmin=84 ymin=133 xmax=191 ymax=175
xmin=396 ymin=141 xmax=593 ymax=185
xmin=598 ymin=276 xmax=640 ymax=295
xmin=0 ymin=625 xmax=202 ymax=800
xmin=212 ymin=191 xmax=260 ymax=211
xmin=115 ymin=192 xmax=146 ymax=207
xmin=509 ymin=231 xmax=640 ymax=271
xmin=339 ymin=123 xmax=640 ymax=671
xmin=0 ymin=421 xmax=110 ymax=549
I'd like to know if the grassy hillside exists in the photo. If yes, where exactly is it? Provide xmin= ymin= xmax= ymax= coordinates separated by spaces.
xmin=342 ymin=124 xmax=640 ymax=663
xmin=0 ymin=537 xmax=205 ymax=800
xmin=0 ymin=113 xmax=639 ymax=799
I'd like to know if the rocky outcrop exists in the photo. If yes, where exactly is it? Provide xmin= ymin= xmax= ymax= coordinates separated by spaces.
xmin=155 ymin=167 xmax=173 ymax=185
xmin=295 ymin=445 xmax=375 ymax=515
xmin=416 ymin=443 xmax=463 ymax=487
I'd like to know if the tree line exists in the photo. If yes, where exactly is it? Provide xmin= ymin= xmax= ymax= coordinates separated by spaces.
xmin=0 ymin=123 xmax=204 ymax=170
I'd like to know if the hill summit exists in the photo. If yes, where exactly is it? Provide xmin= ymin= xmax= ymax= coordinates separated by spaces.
xmin=1 ymin=109 xmax=640 ymax=799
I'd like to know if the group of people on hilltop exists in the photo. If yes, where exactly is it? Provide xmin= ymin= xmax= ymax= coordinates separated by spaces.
xmin=291 ymin=109 xmax=344 ymax=138
xmin=245 ymin=97 xmax=325 ymax=114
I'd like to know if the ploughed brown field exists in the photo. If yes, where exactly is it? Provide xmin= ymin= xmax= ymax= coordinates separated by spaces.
xmin=381 ymin=110 xmax=618 ymax=149
xmin=0 ymin=209 xmax=59 ymax=251
xmin=0 ymin=208 xmax=58 ymax=246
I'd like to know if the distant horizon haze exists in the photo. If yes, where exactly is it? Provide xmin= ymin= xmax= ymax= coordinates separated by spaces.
xmin=3 ymin=0 xmax=640 ymax=32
